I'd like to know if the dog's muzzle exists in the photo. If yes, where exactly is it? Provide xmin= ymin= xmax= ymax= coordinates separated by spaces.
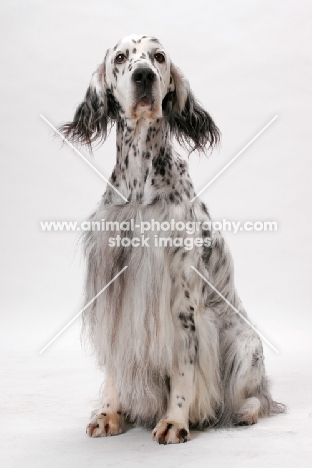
xmin=132 ymin=67 xmax=156 ymax=106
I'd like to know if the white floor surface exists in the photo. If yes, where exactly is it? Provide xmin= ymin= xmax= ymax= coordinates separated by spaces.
xmin=1 ymin=349 xmax=311 ymax=468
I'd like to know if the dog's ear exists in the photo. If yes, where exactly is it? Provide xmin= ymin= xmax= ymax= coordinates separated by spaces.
xmin=59 ymin=61 xmax=118 ymax=149
xmin=164 ymin=62 xmax=220 ymax=153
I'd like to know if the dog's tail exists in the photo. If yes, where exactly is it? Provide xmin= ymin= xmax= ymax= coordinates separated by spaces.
xmin=260 ymin=390 xmax=287 ymax=417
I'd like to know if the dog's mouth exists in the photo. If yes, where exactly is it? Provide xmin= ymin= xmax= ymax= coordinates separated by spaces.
xmin=136 ymin=95 xmax=154 ymax=108
xmin=131 ymin=93 xmax=161 ymax=120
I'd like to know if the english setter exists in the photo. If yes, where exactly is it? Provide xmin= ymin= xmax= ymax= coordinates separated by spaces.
xmin=60 ymin=34 xmax=285 ymax=444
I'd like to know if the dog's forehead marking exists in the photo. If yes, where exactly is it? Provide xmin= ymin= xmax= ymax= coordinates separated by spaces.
xmin=110 ymin=35 xmax=164 ymax=57
xmin=106 ymin=35 xmax=169 ymax=87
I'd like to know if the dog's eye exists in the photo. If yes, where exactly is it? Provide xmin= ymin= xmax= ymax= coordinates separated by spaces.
xmin=115 ymin=53 xmax=127 ymax=64
xmin=154 ymin=52 xmax=165 ymax=64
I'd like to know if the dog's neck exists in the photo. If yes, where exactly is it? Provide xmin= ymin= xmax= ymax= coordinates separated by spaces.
xmin=104 ymin=116 xmax=181 ymax=204
xmin=116 ymin=115 xmax=169 ymax=163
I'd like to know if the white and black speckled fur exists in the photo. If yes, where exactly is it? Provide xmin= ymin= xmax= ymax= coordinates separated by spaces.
xmin=60 ymin=34 xmax=285 ymax=443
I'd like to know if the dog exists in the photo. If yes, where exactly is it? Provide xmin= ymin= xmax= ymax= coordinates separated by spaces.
xmin=60 ymin=34 xmax=285 ymax=444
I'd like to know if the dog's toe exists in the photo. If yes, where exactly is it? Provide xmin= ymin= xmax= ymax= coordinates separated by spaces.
xmin=152 ymin=419 xmax=190 ymax=444
xmin=86 ymin=412 xmax=124 ymax=437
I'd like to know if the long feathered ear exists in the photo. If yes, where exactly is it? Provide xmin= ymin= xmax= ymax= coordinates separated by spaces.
xmin=164 ymin=63 xmax=221 ymax=153
xmin=59 ymin=61 xmax=119 ymax=149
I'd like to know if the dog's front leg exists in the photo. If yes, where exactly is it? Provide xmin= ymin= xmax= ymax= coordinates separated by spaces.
xmin=152 ymin=363 xmax=194 ymax=444
xmin=87 ymin=372 xmax=124 ymax=437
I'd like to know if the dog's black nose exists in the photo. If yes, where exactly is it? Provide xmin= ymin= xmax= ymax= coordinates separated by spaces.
xmin=132 ymin=67 xmax=156 ymax=85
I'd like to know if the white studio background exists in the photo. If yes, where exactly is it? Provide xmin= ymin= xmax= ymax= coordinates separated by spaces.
xmin=1 ymin=0 xmax=311 ymax=354
xmin=0 ymin=1 xmax=311 ymax=467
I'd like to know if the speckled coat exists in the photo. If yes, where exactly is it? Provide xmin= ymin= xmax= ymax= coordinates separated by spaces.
xmin=60 ymin=34 xmax=285 ymax=444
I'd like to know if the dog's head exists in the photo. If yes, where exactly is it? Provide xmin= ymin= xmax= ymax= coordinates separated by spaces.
xmin=59 ymin=34 xmax=220 ymax=152
xmin=105 ymin=35 xmax=173 ymax=120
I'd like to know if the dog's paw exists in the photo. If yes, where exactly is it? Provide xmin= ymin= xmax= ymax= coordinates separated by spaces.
xmin=152 ymin=419 xmax=190 ymax=444
xmin=234 ymin=411 xmax=259 ymax=426
xmin=234 ymin=397 xmax=260 ymax=426
xmin=86 ymin=411 xmax=124 ymax=437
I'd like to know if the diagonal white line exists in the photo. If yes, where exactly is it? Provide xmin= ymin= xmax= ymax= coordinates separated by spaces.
xmin=39 ymin=266 xmax=128 ymax=354
xmin=191 ymin=266 xmax=279 ymax=353
xmin=40 ymin=114 xmax=128 ymax=203
xmin=191 ymin=115 xmax=278 ymax=202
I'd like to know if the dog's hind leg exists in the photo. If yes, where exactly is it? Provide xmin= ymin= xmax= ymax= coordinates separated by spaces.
xmin=219 ymin=327 xmax=264 ymax=426
xmin=87 ymin=372 xmax=124 ymax=437
xmin=220 ymin=326 xmax=285 ymax=426
xmin=204 ymin=232 xmax=285 ymax=426
xmin=235 ymin=396 xmax=261 ymax=425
